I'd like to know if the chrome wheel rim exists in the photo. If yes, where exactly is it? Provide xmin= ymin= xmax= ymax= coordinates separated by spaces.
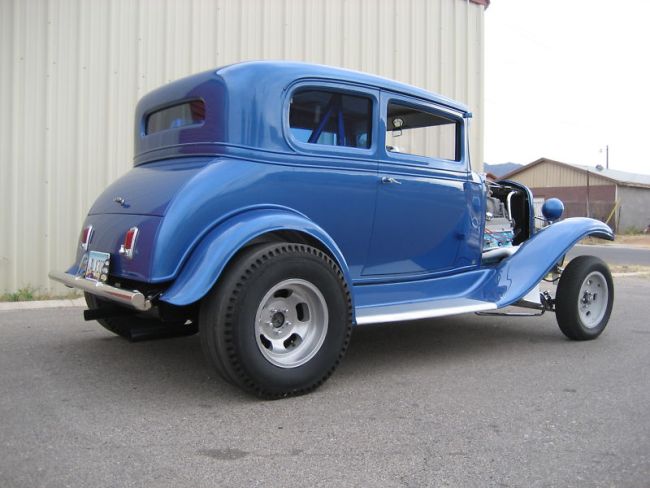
xmin=578 ymin=271 xmax=608 ymax=328
xmin=254 ymin=279 xmax=328 ymax=368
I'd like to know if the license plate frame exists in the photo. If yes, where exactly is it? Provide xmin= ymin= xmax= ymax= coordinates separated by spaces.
xmin=83 ymin=251 xmax=111 ymax=282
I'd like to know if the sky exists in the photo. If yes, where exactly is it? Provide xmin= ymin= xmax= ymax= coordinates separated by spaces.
xmin=484 ymin=0 xmax=650 ymax=175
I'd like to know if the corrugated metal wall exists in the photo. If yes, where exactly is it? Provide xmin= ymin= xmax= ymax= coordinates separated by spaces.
xmin=510 ymin=161 xmax=611 ymax=188
xmin=0 ymin=0 xmax=485 ymax=294
xmin=618 ymin=186 xmax=650 ymax=231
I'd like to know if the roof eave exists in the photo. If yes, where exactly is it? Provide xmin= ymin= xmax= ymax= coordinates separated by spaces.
xmin=502 ymin=157 xmax=650 ymax=189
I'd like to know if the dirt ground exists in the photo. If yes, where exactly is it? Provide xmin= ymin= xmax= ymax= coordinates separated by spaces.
xmin=581 ymin=234 xmax=650 ymax=248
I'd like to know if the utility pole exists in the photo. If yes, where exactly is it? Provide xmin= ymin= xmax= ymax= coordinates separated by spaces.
xmin=586 ymin=169 xmax=590 ymax=218
xmin=600 ymin=145 xmax=610 ymax=169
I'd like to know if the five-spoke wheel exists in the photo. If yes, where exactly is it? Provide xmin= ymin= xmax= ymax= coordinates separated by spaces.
xmin=255 ymin=279 xmax=329 ymax=368
xmin=199 ymin=243 xmax=352 ymax=398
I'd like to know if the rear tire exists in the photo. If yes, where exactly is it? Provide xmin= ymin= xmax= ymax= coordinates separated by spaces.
xmin=199 ymin=243 xmax=352 ymax=398
xmin=555 ymin=256 xmax=614 ymax=340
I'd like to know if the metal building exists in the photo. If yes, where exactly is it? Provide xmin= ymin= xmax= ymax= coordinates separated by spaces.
xmin=504 ymin=158 xmax=650 ymax=232
xmin=0 ymin=0 xmax=489 ymax=294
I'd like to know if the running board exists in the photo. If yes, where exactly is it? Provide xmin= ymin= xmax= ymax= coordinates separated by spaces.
xmin=355 ymin=298 xmax=497 ymax=325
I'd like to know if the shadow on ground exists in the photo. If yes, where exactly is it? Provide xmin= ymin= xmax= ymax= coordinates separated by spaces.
xmin=47 ymin=310 xmax=566 ymax=404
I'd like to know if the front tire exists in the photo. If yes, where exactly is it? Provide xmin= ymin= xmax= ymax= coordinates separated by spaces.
xmin=199 ymin=243 xmax=352 ymax=398
xmin=555 ymin=256 xmax=614 ymax=340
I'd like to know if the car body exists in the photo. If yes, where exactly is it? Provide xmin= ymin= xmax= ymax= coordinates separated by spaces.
xmin=50 ymin=61 xmax=615 ymax=397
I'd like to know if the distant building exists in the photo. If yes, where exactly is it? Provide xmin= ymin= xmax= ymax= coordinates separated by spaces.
xmin=503 ymin=158 xmax=650 ymax=232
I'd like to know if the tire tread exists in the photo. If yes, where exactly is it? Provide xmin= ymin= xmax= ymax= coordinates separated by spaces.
xmin=199 ymin=243 xmax=352 ymax=399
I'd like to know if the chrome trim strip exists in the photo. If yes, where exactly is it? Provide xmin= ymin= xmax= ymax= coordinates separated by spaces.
xmin=506 ymin=190 xmax=516 ymax=224
xmin=355 ymin=298 xmax=497 ymax=325
xmin=48 ymin=270 xmax=151 ymax=311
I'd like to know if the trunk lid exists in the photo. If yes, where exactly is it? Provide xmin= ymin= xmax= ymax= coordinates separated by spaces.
xmin=89 ymin=158 xmax=212 ymax=216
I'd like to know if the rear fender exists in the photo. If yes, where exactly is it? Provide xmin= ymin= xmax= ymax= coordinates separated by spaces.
xmin=159 ymin=209 xmax=352 ymax=306
xmin=475 ymin=217 xmax=614 ymax=307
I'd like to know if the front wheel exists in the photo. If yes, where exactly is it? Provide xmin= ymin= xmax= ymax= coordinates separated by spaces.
xmin=555 ymin=256 xmax=614 ymax=340
xmin=199 ymin=243 xmax=352 ymax=398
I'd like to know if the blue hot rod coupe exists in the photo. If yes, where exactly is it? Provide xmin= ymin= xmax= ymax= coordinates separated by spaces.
xmin=50 ymin=61 xmax=614 ymax=398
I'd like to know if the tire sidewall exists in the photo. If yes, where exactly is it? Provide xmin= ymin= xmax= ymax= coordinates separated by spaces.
xmin=215 ymin=245 xmax=351 ymax=395
xmin=557 ymin=256 xmax=614 ymax=340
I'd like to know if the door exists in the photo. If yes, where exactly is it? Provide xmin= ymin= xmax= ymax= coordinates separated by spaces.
xmin=362 ymin=93 xmax=477 ymax=277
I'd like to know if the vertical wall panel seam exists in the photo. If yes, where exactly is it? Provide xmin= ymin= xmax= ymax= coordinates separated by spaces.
xmin=44 ymin=0 xmax=52 ymax=288
xmin=105 ymin=0 xmax=112 ymax=185
xmin=238 ymin=0 xmax=243 ymax=61
xmin=13 ymin=0 xmax=25 ymax=290
xmin=438 ymin=0 xmax=443 ymax=97
xmin=8 ymin=0 xmax=18 ymax=290
xmin=465 ymin=0 xmax=471 ymax=105
xmin=74 ymin=0 xmax=83 ymax=251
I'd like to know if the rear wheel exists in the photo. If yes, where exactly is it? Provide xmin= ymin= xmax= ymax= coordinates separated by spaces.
xmin=555 ymin=256 xmax=614 ymax=340
xmin=84 ymin=293 xmax=196 ymax=341
xmin=199 ymin=243 xmax=352 ymax=398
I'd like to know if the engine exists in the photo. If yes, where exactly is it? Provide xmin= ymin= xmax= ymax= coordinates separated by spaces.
xmin=483 ymin=181 xmax=532 ymax=252
xmin=484 ymin=189 xmax=515 ymax=250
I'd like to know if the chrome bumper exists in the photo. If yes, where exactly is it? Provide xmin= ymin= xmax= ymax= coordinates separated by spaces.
xmin=48 ymin=270 xmax=152 ymax=311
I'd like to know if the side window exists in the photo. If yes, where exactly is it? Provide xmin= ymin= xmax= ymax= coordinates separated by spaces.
xmin=386 ymin=102 xmax=459 ymax=161
xmin=289 ymin=90 xmax=372 ymax=149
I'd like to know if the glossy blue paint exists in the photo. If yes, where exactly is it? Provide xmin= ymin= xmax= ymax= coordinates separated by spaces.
xmin=76 ymin=213 xmax=162 ymax=282
xmin=542 ymin=198 xmax=565 ymax=221
xmin=160 ymin=208 xmax=353 ymax=306
xmin=56 ymin=61 xmax=614 ymax=324
xmin=476 ymin=217 xmax=613 ymax=307
xmin=355 ymin=268 xmax=493 ymax=310
xmin=133 ymin=61 xmax=470 ymax=165
xmin=354 ymin=217 xmax=613 ymax=315
xmin=77 ymin=61 xmax=476 ymax=289
xmin=89 ymin=158 xmax=211 ymax=216
xmin=363 ymin=168 xmax=475 ymax=276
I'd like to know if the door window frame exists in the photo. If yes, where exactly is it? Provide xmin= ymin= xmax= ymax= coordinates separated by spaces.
xmin=380 ymin=91 xmax=468 ymax=173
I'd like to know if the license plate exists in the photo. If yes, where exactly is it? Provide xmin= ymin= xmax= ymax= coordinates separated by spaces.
xmin=83 ymin=251 xmax=111 ymax=282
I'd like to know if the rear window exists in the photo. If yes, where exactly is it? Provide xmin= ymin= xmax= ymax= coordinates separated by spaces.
xmin=146 ymin=100 xmax=205 ymax=135
xmin=289 ymin=90 xmax=372 ymax=149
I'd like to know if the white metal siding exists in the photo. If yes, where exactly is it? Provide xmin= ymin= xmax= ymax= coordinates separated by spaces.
xmin=0 ymin=0 xmax=486 ymax=293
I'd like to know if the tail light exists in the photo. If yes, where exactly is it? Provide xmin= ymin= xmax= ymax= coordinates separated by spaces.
xmin=119 ymin=227 xmax=139 ymax=259
xmin=79 ymin=225 xmax=93 ymax=251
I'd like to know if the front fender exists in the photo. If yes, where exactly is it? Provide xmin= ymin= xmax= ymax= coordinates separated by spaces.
xmin=475 ymin=217 xmax=614 ymax=307
xmin=159 ymin=209 xmax=352 ymax=306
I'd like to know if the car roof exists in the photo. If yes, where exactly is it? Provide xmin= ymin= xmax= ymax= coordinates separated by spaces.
xmin=216 ymin=60 xmax=470 ymax=115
